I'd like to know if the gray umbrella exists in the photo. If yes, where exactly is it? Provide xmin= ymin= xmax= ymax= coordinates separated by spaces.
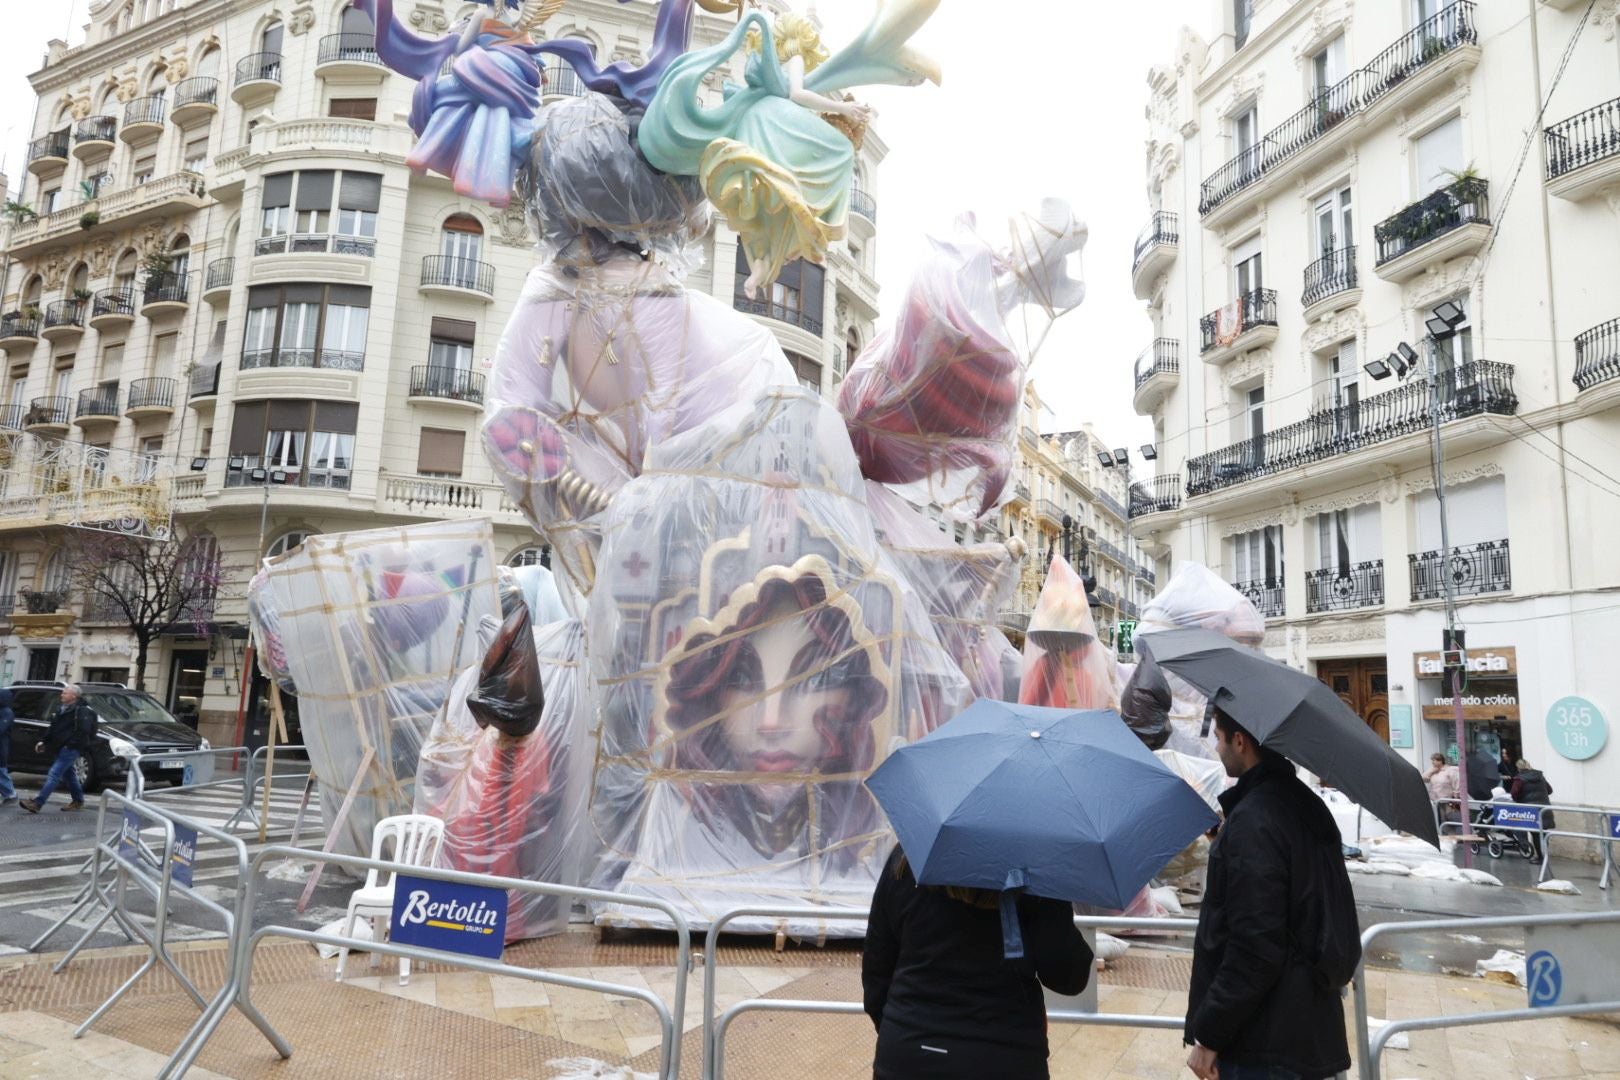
xmin=1136 ymin=628 xmax=1439 ymax=847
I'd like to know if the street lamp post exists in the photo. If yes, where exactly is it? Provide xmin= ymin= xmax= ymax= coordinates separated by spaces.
xmin=1366 ymin=300 xmax=1477 ymax=862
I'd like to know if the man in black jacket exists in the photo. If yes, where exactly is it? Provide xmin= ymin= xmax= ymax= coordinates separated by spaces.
xmin=19 ymin=685 xmax=96 ymax=813
xmin=1184 ymin=708 xmax=1354 ymax=1080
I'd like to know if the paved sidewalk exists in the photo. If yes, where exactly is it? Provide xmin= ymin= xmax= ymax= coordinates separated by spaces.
xmin=3 ymin=928 xmax=1619 ymax=1078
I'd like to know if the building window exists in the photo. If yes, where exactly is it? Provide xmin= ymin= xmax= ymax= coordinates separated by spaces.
xmin=1231 ymin=526 xmax=1283 ymax=585
xmin=439 ymin=215 xmax=485 ymax=285
xmin=336 ymin=173 xmax=382 ymax=250
xmin=86 ymin=171 xmax=113 ymax=198
xmin=1233 ymin=0 xmax=1253 ymax=47
xmin=260 ymin=172 xmax=292 ymax=243
xmin=258 ymin=170 xmax=381 ymax=254
xmin=786 ymin=352 xmax=822 ymax=392
xmin=266 ymin=529 xmax=313 ymax=560
xmin=137 ymin=436 xmax=163 ymax=483
xmin=416 ymin=427 xmax=465 ymax=477
xmin=241 ymin=284 xmax=371 ymax=370
xmin=227 ymin=400 xmax=359 ymax=489
xmin=41 ymin=187 xmax=60 ymax=214
xmin=184 ymin=137 xmax=209 ymax=173
xmin=1414 ymin=115 xmax=1464 ymax=196
xmin=509 ymin=545 xmax=549 ymax=569
xmin=329 ymin=97 xmax=377 ymax=120
xmin=428 ymin=317 xmax=476 ymax=370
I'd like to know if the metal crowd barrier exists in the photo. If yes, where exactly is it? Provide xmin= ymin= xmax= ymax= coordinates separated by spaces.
xmin=1352 ymin=911 xmax=1620 ymax=1080
xmin=27 ymin=789 xmax=278 ymax=1080
xmin=1434 ymin=798 xmax=1618 ymax=888
xmin=122 ymin=744 xmax=244 ymax=800
xmin=700 ymin=906 xmax=1200 ymax=1080
xmin=168 ymin=846 xmax=694 ymax=1080
xmin=222 ymin=743 xmax=312 ymax=833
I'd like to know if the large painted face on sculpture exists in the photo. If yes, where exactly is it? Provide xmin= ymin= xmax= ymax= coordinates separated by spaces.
xmin=662 ymin=568 xmax=887 ymax=827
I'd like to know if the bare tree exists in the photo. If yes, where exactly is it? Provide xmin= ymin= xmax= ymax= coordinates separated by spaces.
xmin=66 ymin=530 xmax=228 ymax=691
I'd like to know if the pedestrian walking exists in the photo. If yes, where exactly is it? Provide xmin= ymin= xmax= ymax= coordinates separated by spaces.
xmin=18 ymin=684 xmax=97 ymax=814
xmin=1423 ymin=752 xmax=1460 ymax=822
xmin=862 ymin=845 xmax=1094 ymax=1080
xmin=1184 ymin=707 xmax=1360 ymax=1080
xmin=1510 ymin=759 xmax=1555 ymax=861
xmin=1498 ymin=747 xmax=1520 ymax=786
xmin=0 ymin=687 xmax=16 ymax=805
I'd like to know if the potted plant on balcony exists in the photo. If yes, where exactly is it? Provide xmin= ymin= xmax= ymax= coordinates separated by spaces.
xmin=143 ymin=251 xmax=174 ymax=277
xmin=2 ymin=200 xmax=38 ymax=226
xmin=80 ymin=210 xmax=100 ymax=230
xmin=22 ymin=304 xmax=42 ymax=322
xmin=72 ymin=287 xmax=94 ymax=302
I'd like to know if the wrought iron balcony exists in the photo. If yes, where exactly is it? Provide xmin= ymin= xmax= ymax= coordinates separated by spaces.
xmin=1134 ymin=339 xmax=1180 ymax=389
xmin=542 ymin=64 xmax=586 ymax=98
xmin=241 ymin=348 xmax=364 ymax=373
xmin=123 ymin=95 xmax=166 ymax=129
xmin=1199 ymin=2 xmax=1478 ymax=216
xmin=420 ymin=255 xmax=495 ymax=296
xmin=205 ymin=257 xmax=235 ymax=293
xmin=76 ymin=386 xmax=120 ymax=421
xmin=1410 ymin=538 xmax=1510 ymax=602
xmin=1306 ymin=560 xmax=1384 ymax=613
xmin=0 ymin=403 xmax=23 ymax=430
xmin=1546 ymin=95 xmax=1620 ymax=181
xmin=25 ymin=396 xmax=70 ymax=428
xmin=1574 ymin=316 xmax=1620 ymax=391
xmin=255 ymin=232 xmax=377 ymax=257
xmin=849 ymin=188 xmax=877 ymax=223
xmin=1132 ymin=212 xmax=1179 ymax=275
xmin=1096 ymin=489 xmax=1127 ymax=521
xmin=1231 ymin=578 xmax=1285 ymax=619
xmin=1200 ymin=288 xmax=1277 ymax=354
xmin=0 ymin=312 xmax=42 ymax=343
xmin=19 ymin=588 xmax=69 ymax=615
xmin=73 ymin=116 xmax=118 ymax=148
xmin=1129 ymin=475 xmax=1182 ymax=517
xmin=190 ymin=363 xmax=220 ymax=398
xmin=26 ymin=130 xmax=70 ymax=169
xmin=1302 ymin=246 xmax=1358 ymax=308
xmin=1186 ymin=360 xmax=1517 ymax=497
xmin=142 ymin=271 xmax=190 ymax=308
xmin=1035 ymin=498 xmax=1063 ymax=526
xmin=234 ymin=52 xmax=283 ymax=89
xmin=1373 ymin=177 xmax=1489 ymax=267
xmin=410 ymin=365 xmax=486 ymax=405
xmin=173 ymin=77 xmax=219 ymax=115
xmin=733 ymin=296 xmax=823 ymax=336
xmin=42 ymin=299 xmax=86 ymax=334
xmin=318 ymin=33 xmax=384 ymax=69
xmin=127 ymin=377 xmax=176 ymax=413
xmin=90 ymin=288 xmax=136 ymax=326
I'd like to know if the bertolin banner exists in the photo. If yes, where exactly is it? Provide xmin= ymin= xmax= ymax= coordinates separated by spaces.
xmin=389 ymin=875 xmax=508 ymax=960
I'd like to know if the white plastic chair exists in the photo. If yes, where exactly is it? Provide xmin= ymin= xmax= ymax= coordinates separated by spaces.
xmin=335 ymin=813 xmax=445 ymax=986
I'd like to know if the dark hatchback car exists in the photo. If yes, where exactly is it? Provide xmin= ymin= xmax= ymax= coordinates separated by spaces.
xmin=6 ymin=682 xmax=211 ymax=793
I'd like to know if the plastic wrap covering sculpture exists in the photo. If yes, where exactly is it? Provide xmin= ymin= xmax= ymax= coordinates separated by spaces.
xmin=865 ymin=481 xmax=1022 ymax=702
xmin=584 ymin=388 xmax=971 ymax=934
xmin=837 ymin=202 xmax=1087 ymax=521
xmin=1016 ymin=553 xmax=1120 ymax=715
xmin=1131 ymin=561 xmax=1268 ymax=758
xmin=245 ymin=521 xmax=500 ymax=858
xmin=417 ymin=612 xmax=591 ymax=942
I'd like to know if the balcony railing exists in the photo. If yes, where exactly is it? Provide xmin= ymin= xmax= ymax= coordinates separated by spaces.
xmin=420 ymin=255 xmax=494 ymax=295
xmin=1200 ymin=288 xmax=1277 ymax=353
xmin=74 ymin=116 xmax=118 ymax=145
xmin=1199 ymin=2 xmax=1478 ymax=215
xmin=127 ymin=377 xmax=176 ymax=412
xmin=27 ymin=131 xmax=70 ymax=164
xmin=190 ymin=363 xmax=220 ymax=398
xmin=9 ymin=172 xmax=208 ymax=251
xmin=318 ymin=33 xmax=383 ymax=68
xmin=1231 ymin=578 xmax=1285 ymax=619
xmin=1574 ymin=316 xmax=1620 ymax=392
xmin=173 ymin=77 xmax=219 ymax=112
xmin=235 ymin=52 xmax=283 ymax=86
xmin=124 ymin=95 xmax=166 ymax=127
xmin=43 ymin=299 xmax=86 ymax=332
xmin=255 ymin=232 xmax=377 ymax=257
xmin=92 ymin=288 xmax=136 ymax=321
xmin=206 ymin=257 xmax=235 ymax=291
xmin=542 ymin=63 xmax=586 ymax=98
xmin=1034 ymin=498 xmax=1063 ymax=525
xmin=1187 ymin=360 xmax=1518 ymax=497
xmin=1 ymin=312 xmax=41 ymax=341
xmin=1098 ymin=538 xmax=1126 ymax=564
xmin=1546 ymin=96 xmax=1620 ymax=180
xmin=76 ymin=386 xmax=120 ymax=420
xmin=410 ymin=365 xmax=486 ymax=405
xmin=1096 ymin=489 xmax=1127 ymax=521
xmin=1129 ymin=475 xmax=1182 ymax=517
xmin=1373 ymin=177 xmax=1489 ymax=266
xmin=1096 ymin=585 xmax=1118 ymax=608
xmin=241 ymin=348 xmax=364 ymax=373
xmin=1306 ymin=560 xmax=1385 ymax=613
xmin=849 ymin=187 xmax=877 ymax=223
xmin=143 ymin=272 xmax=190 ymax=306
xmin=1132 ymin=211 xmax=1179 ymax=275
xmin=1410 ymin=538 xmax=1510 ymax=602
xmin=0 ymin=403 xmax=23 ymax=430
xmin=1134 ymin=339 xmax=1180 ymax=389
xmin=26 ymin=396 xmax=70 ymax=427
xmin=733 ymin=296 xmax=823 ymax=336
xmin=1302 ymin=246 xmax=1358 ymax=307
xmin=18 ymin=588 xmax=69 ymax=616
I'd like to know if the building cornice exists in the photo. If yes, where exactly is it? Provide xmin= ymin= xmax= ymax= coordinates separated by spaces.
xmin=29 ymin=0 xmax=238 ymax=93
xmin=1195 ymin=0 xmax=1324 ymax=103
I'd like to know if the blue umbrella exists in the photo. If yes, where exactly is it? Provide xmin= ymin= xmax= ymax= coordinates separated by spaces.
xmin=866 ymin=699 xmax=1219 ymax=957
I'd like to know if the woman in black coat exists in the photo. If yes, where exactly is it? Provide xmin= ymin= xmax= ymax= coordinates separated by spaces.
xmin=861 ymin=846 xmax=1093 ymax=1079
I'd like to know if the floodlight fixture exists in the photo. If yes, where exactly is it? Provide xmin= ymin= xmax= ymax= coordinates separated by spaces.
xmin=189 ymin=457 xmax=208 ymax=471
xmin=1140 ymin=444 xmax=1158 ymax=460
xmin=1097 ymin=451 xmax=1115 ymax=468
xmin=248 ymin=467 xmax=267 ymax=482
xmin=1112 ymin=448 xmax=1129 ymax=465
xmin=1364 ymin=357 xmax=1393 ymax=381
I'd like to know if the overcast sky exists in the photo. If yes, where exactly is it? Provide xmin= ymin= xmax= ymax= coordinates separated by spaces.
xmin=0 ymin=0 xmax=1206 ymax=456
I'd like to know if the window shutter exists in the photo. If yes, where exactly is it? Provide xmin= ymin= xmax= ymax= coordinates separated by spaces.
xmin=338 ymin=172 xmax=382 ymax=213
xmin=268 ymin=400 xmax=310 ymax=432
xmin=800 ymin=262 xmax=826 ymax=326
xmin=328 ymin=98 xmax=377 ymax=121
xmin=228 ymin=402 xmax=268 ymax=454
xmin=416 ymin=428 xmax=465 ymax=476
xmin=429 ymin=317 xmax=476 ymax=345
xmin=295 ymin=170 xmax=335 ymax=212
xmin=326 ymin=285 xmax=372 ymax=308
xmin=262 ymin=172 xmax=293 ymax=208
xmin=313 ymin=400 xmax=358 ymax=433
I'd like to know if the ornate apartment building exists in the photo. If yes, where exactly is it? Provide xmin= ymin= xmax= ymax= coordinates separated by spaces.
xmin=0 ymin=0 xmax=884 ymax=746
xmin=1130 ymin=0 xmax=1620 ymax=804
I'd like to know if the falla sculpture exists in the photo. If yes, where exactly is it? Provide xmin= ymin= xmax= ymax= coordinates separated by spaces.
xmin=262 ymin=0 xmax=1092 ymax=938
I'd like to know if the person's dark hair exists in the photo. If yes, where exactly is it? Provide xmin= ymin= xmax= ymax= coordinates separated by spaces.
xmin=1212 ymin=707 xmax=1290 ymax=767
xmin=894 ymin=852 xmax=999 ymax=910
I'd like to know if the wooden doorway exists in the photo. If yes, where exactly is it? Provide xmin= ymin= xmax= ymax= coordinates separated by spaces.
xmin=1317 ymin=657 xmax=1390 ymax=742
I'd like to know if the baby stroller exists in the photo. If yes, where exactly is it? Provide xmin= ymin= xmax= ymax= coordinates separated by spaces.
xmin=1467 ymin=802 xmax=1539 ymax=861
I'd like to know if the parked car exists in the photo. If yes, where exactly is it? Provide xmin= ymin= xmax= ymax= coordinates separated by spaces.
xmin=5 ymin=681 xmax=212 ymax=793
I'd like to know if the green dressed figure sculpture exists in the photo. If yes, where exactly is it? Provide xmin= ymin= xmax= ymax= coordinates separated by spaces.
xmin=639 ymin=0 xmax=941 ymax=298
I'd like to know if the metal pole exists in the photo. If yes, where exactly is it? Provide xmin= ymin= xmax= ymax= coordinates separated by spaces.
xmin=1428 ymin=338 xmax=1473 ymax=868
